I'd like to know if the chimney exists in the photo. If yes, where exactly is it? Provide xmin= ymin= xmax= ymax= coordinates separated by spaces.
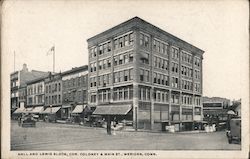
xmin=22 ymin=63 xmax=28 ymax=72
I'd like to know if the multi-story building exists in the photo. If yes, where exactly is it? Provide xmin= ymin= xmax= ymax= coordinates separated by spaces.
xmin=26 ymin=73 xmax=50 ymax=111
xmin=10 ymin=71 xmax=19 ymax=114
xmin=87 ymin=17 xmax=204 ymax=131
xmin=43 ymin=73 xmax=62 ymax=119
xmin=61 ymin=65 xmax=88 ymax=120
xmin=203 ymin=96 xmax=231 ymax=126
xmin=11 ymin=64 xmax=49 ymax=116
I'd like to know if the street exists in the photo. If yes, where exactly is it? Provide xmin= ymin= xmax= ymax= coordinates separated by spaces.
xmin=11 ymin=120 xmax=241 ymax=150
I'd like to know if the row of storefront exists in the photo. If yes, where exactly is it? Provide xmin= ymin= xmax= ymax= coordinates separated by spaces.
xmin=12 ymin=105 xmax=89 ymax=122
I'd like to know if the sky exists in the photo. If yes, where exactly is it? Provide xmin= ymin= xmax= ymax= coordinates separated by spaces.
xmin=2 ymin=0 xmax=249 ymax=100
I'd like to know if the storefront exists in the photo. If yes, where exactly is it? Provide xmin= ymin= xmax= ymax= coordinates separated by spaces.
xmin=61 ymin=105 xmax=72 ymax=120
xmin=71 ymin=105 xmax=86 ymax=123
xmin=40 ymin=106 xmax=61 ymax=122
xmin=93 ymin=104 xmax=132 ymax=134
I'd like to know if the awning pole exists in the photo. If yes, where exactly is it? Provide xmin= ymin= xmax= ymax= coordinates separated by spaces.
xmin=107 ymin=115 xmax=111 ymax=135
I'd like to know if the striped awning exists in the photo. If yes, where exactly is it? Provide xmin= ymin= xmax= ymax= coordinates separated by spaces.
xmin=93 ymin=105 xmax=132 ymax=115
xmin=26 ymin=107 xmax=34 ymax=112
xmin=40 ymin=107 xmax=61 ymax=114
xmin=72 ymin=105 xmax=86 ymax=114
xmin=31 ymin=106 xmax=44 ymax=113
xmin=13 ymin=107 xmax=26 ymax=114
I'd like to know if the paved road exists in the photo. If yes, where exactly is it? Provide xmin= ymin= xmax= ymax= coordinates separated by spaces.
xmin=11 ymin=120 xmax=241 ymax=150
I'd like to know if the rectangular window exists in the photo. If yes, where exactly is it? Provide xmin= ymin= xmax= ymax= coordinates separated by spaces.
xmin=124 ymin=54 xmax=129 ymax=64
xmin=145 ymin=36 xmax=149 ymax=48
xmin=114 ymin=56 xmax=118 ymax=66
xmin=124 ymin=87 xmax=128 ymax=100
xmin=103 ymin=43 xmax=107 ymax=53
xmin=154 ymin=57 xmax=157 ymax=67
xmin=153 ymin=40 xmax=156 ymax=50
xmin=156 ymin=41 xmax=160 ymax=52
xmin=165 ymin=76 xmax=169 ymax=86
xmin=140 ymin=69 xmax=144 ymax=81
xmin=153 ymin=73 xmax=157 ymax=83
xmin=140 ymin=33 xmax=144 ymax=46
xmin=124 ymin=35 xmax=129 ymax=46
xmin=143 ymin=88 xmax=146 ymax=100
xmin=114 ymin=89 xmax=118 ymax=101
xmin=94 ymin=62 xmax=97 ymax=72
xmin=160 ymin=43 xmax=164 ymax=53
xmin=129 ymin=86 xmax=133 ymax=99
xmin=114 ymin=72 xmax=119 ymax=83
xmin=129 ymin=33 xmax=134 ymax=45
xmin=157 ymin=74 xmax=161 ymax=84
xmin=165 ymin=60 xmax=168 ymax=70
xmin=119 ymin=37 xmax=124 ymax=48
xmin=129 ymin=69 xmax=133 ymax=80
xmin=107 ymin=42 xmax=111 ymax=52
xmin=119 ymin=88 xmax=123 ymax=100
xmin=107 ymin=59 xmax=111 ymax=67
xmin=103 ymin=59 xmax=107 ymax=69
xmin=145 ymin=70 xmax=149 ymax=82
xmin=161 ymin=74 xmax=164 ymax=85
xmin=164 ymin=45 xmax=168 ymax=55
xmin=119 ymin=54 xmax=124 ymax=65
xmin=99 ymin=61 xmax=103 ymax=70
xmin=124 ymin=70 xmax=129 ymax=81
xmin=114 ymin=39 xmax=118 ymax=49
xmin=119 ymin=71 xmax=124 ymax=82
xmin=147 ymin=88 xmax=150 ymax=100
xmin=129 ymin=53 xmax=133 ymax=62
xmin=99 ymin=45 xmax=103 ymax=55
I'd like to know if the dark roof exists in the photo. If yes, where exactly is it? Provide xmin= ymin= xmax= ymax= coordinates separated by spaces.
xmin=26 ymin=73 xmax=50 ymax=84
xmin=87 ymin=16 xmax=204 ymax=53
xmin=61 ymin=65 xmax=88 ymax=76
xmin=20 ymin=70 xmax=50 ymax=86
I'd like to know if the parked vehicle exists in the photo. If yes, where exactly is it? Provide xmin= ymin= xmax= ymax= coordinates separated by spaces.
xmin=19 ymin=113 xmax=36 ymax=127
xmin=226 ymin=118 xmax=241 ymax=144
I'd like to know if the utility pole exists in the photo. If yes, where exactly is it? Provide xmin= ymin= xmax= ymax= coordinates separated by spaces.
xmin=53 ymin=47 xmax=55 ymax=73
xmin=14 ymin=51 xmax=15 ymax=72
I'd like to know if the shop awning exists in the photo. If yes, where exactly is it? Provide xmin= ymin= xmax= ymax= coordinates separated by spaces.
xmin=72 ymin=105 xmax=86 ymax=114
xmin=62 ymin=105 xmax=71 ymax=108
xmin=93 ymin=105 xmax=132 ymax=115
xmin=13 ymin=107 xmax=26 ymax=114
xmin=41 ymin=107 xmax=61 ymax=114
xmin=204 ymin=109 xmax=228 ymax=115
xmin=26 ymin=107 xmax=33 ymax=112
xmin=31 ymin=106 xmax=44 ymax=113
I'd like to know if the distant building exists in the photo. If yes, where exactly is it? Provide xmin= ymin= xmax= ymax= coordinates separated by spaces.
xmin=61 ymin=65 xmax=88 ymax=121
xmin=26 ymin=72 xmax=50 ymax=116
xmin=87 ymin=17 xmax=204 ymax=131
xmin=43 ymin=72 xmax=62 ymax=119
xmin=10 ymin=64 xmax=49 ymax=115
xmin=202 ymin=96 xmax=231 ymax=127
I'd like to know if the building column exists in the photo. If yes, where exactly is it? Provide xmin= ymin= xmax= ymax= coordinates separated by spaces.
xmin=132 ymin=27 xmax=140 ymax=131
xmin=192 ymin=95 xmax=196 ymax=130
xmin=150 ymin=87 xmax=154 ymax=130
xmin=179 ymin=92 xmax=182 ymax=131
xmin=133 ymin=83 xmax=139 ymax=131
xmin=168 ymin=90 xmax=172 ymax=126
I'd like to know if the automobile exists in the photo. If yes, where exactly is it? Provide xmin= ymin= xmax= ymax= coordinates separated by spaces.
xmin=19 ymin=113 xmax=36 ymax=127
xmin=227 ymin=118 xmax=241 ymax=144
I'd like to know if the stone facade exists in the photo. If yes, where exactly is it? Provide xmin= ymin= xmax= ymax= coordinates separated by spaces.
xmin=87 ymin=17 xmax=204 ymax=131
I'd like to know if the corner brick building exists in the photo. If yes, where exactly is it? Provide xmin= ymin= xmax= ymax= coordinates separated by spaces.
xmin=87 ymin=17 xmax=204 ymax=131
